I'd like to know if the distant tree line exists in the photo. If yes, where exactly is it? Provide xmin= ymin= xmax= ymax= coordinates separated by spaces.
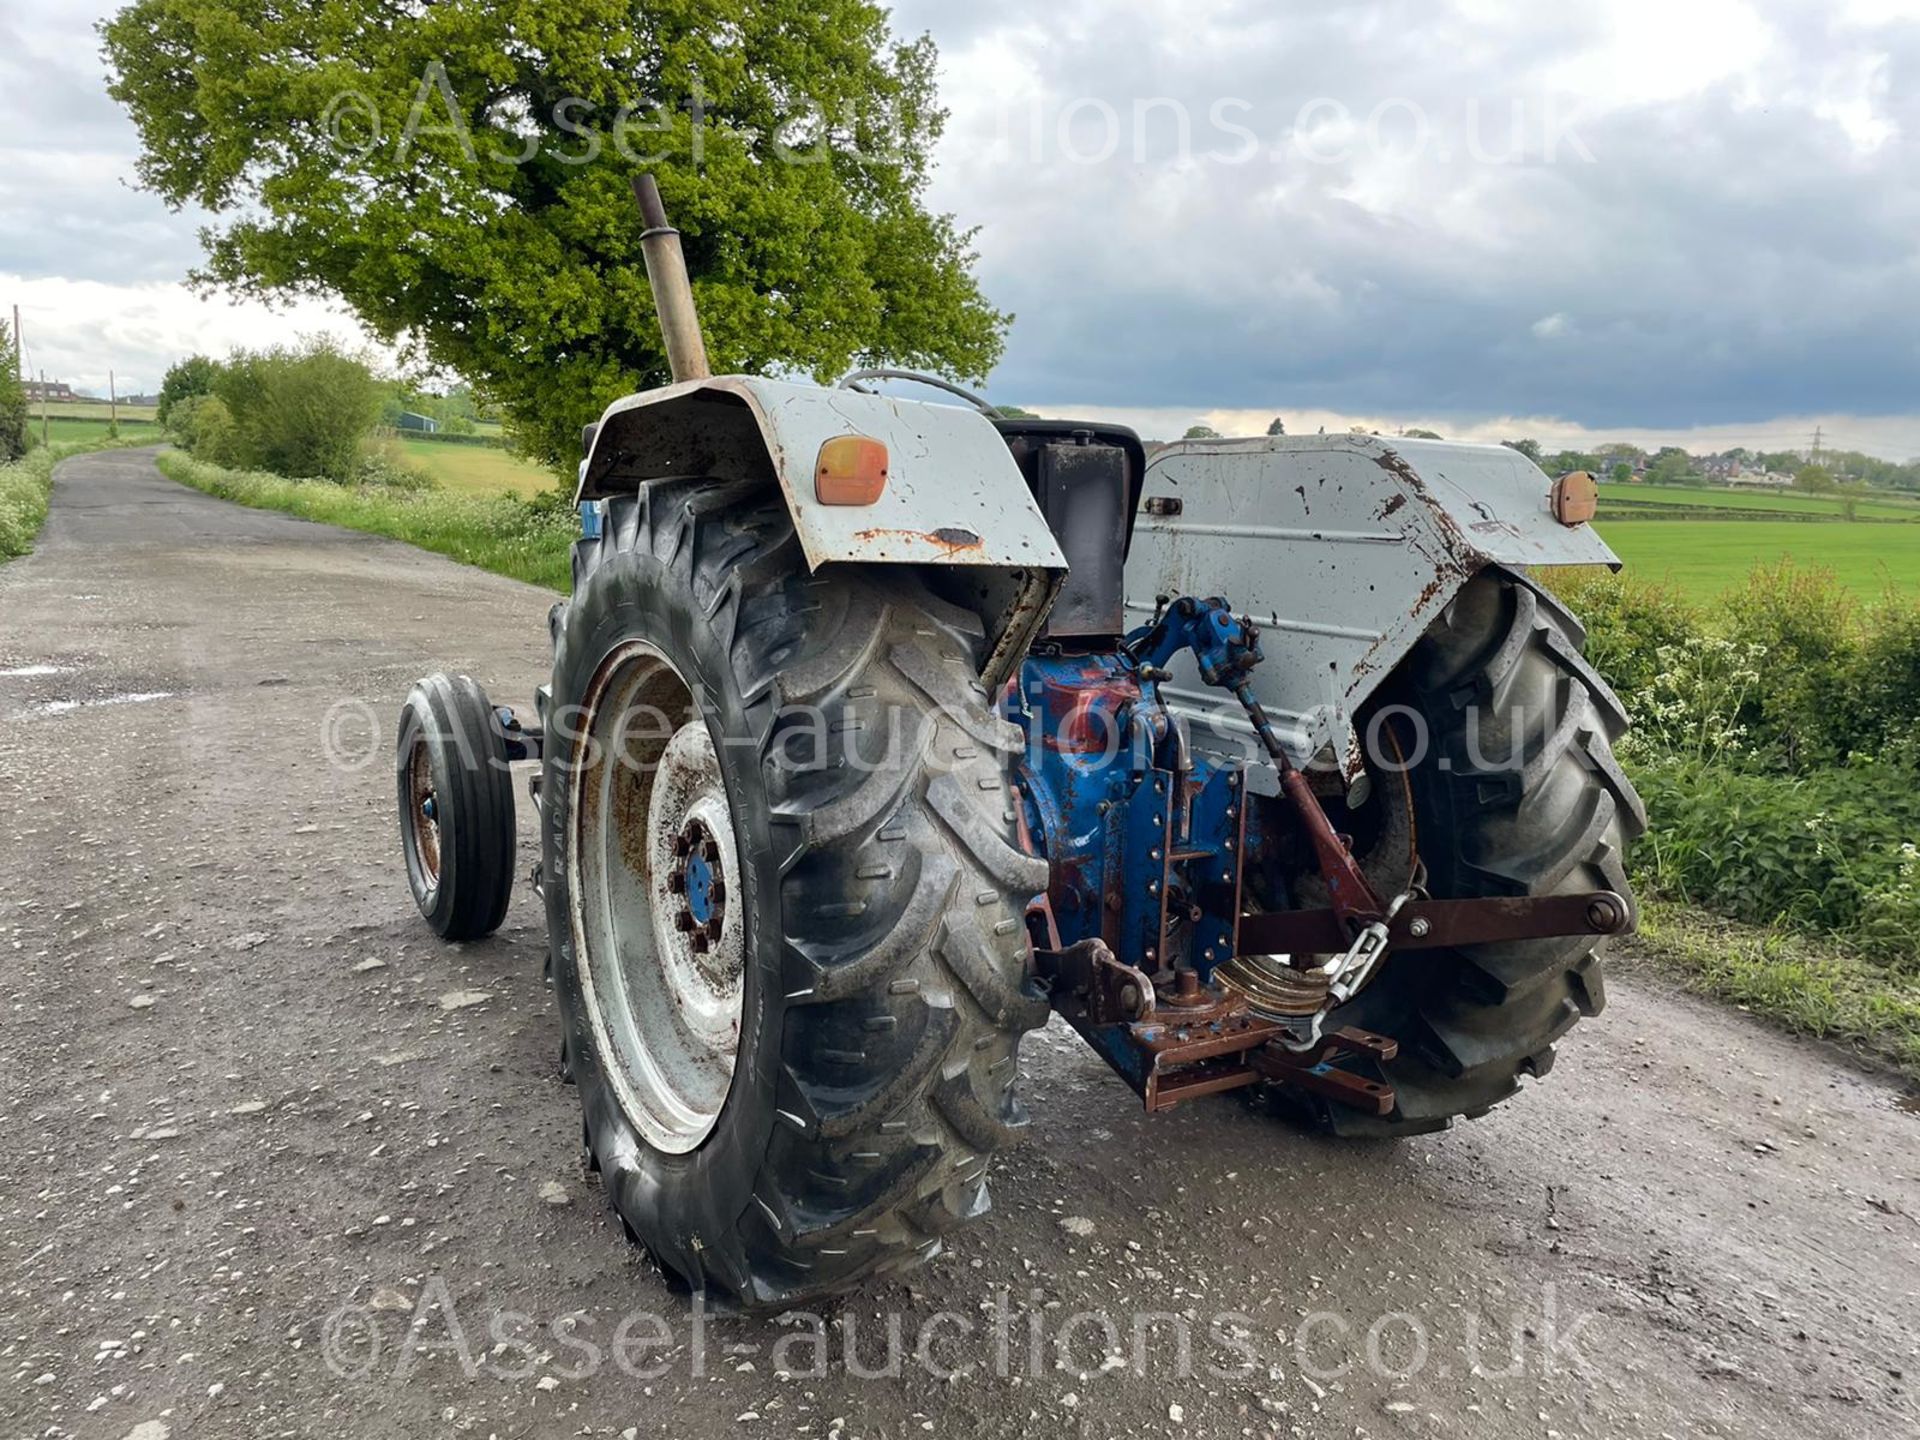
xmin=1499 ymin=436 xmax=1920 ymax=494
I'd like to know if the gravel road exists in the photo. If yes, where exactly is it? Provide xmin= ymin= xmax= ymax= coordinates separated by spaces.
xmin=2 ymin=448 xmax=1915 ymax=1440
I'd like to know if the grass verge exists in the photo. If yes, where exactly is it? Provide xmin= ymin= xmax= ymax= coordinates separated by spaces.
xmin=1622 ymin=900 xmax=1920 ymax=1080
xmin=158 ymin=450 xmax=576 ymax=591
xmin=1 ymin=436 xmax=161 ymax=562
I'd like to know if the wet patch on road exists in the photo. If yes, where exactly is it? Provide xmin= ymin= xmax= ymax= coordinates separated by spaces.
xmin=20 ymin=690 xmax=177 ymax=717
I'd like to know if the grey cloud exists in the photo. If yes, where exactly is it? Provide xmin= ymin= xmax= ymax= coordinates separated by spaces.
xmin=9 ymin=1 xmax=1919 ymax=441
xmin=0 ymin=10 xmax=208 ymax=284
xmin=929 ymin=0 xmax=1920 ymax=432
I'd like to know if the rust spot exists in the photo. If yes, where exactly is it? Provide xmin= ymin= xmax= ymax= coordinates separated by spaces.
xmin=1371 ymin=448 xmax=1423 ymax=487
xmin=852 ymin=526 xmax=985 ymax=556
xmin=1377 ymin=492 xmax=1407 ymax=520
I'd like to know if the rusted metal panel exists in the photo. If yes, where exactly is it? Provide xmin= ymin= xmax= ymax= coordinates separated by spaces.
xmin=575 ymin=376 xmax=1068 ymax=574
xmin=1126 ymin=435 xmax=1620 ymax=785
xmin=1248 ymin=1027 xmax=1400 ymax=1116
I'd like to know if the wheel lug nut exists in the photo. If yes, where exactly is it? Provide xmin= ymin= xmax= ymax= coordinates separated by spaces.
xmin=689 ymin=933 xmax=710 ymax=954
xmin=674 ymin=912 xmax=696 ymax=932
xmin=707 ymin=879 xmax=725 ymax=905
xmin=667 ymin=872 xmax=686 ymax=894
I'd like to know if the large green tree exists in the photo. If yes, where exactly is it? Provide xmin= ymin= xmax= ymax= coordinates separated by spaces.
xmin=101 ymin=0 xmax=1007 ymax=470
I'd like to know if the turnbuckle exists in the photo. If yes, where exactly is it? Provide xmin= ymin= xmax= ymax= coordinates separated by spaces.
xmin=1317 ymin=880 xmax=1421 ymax=1005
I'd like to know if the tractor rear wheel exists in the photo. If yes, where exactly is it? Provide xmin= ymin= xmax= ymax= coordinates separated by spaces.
xmin=540 ymin=480 xmax=1050 ymax=1310
xmin=1280 ymin=566 xmax=1645 ymax=1136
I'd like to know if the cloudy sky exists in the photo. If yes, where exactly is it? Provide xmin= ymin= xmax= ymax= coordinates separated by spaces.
xmin=5 ymin=0 xmax=1918 ymax=456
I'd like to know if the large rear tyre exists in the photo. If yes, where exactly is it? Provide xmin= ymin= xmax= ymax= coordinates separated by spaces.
xmin=396 ymin=673 xmax=516 ymax=941
xmin=1279 ymin=566 xmax=1645 ymax=1136
xmin=541 ymin=481 xmax=1050 ymax=1311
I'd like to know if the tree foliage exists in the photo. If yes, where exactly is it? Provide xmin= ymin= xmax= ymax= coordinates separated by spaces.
xmin=1646 ymin=447 xmax=1692 ymax=485
xmin=0 ymin=321 xmax=26 ymax=462
xmin=1184 ymin=424 xmax=1222 ymax=440
xmin=1265 ymin=416 xmax=1286 ymax=436
xmin=221 ymin=340 xmax=385 ymax=481
xmin=101 ymin=0 xmax=1008 ymax=470
xmin=1544 ymin=449 xmax=1600 ymax=474
xmin=167 ymin=339 xmax=384 ymax=482
xmin=157 ymin=353 xmax=219 ymax=423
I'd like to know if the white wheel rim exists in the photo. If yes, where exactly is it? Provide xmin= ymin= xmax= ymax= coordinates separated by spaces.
xmin=568 ymin=642 xmax=744 ymax=1153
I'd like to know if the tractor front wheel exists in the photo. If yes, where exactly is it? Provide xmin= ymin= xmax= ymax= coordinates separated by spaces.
xmin=396 ymin=673 xmax=516 ymax=941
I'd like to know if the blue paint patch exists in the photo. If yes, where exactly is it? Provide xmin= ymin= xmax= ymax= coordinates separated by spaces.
xmin=1004 ymin=595 xmax=1264 ymax=982
xmin=684 ymin=851 xmax=716 ymax=926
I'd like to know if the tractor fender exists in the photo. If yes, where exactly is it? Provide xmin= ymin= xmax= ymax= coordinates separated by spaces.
xmin=576 ymin=375 xmax=1068 ymax=573
xmin=575 ymin=375 xmax=1065 ymax=686
xmin=1124 ymin=434 xmax=1621 ymax=789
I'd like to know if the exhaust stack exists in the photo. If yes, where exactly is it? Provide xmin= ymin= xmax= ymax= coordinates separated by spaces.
xmin=631 ymin=174 xmax=711 ymax=383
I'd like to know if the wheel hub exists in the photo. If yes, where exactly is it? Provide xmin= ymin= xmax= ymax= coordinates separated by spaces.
xmin=669 ymin=818 xmax=727 ymax=954
xmin=568 ymin=641 xmax=746 ymax=1155
xmin=406 ymin=738 xmax=442 ymax=887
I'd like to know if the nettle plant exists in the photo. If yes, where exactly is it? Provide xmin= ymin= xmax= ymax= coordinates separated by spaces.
xmin=1826 ymin=829 xmax=1920 ymax=970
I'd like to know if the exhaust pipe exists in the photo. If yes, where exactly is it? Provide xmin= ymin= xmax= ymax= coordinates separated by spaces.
xmin=630 ymin=174 xmax=712 ymax=384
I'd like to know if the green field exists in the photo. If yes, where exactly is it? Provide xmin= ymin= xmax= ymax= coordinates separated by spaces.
xmin=35 ymin=400 xmax=161 ymax=422
xmin=1597 ymin=518 xmax=1920 ymax=600
xmin=1598 ymin=481 xmax=1920 ymax=521
xmin=393 ymin=436 xmax=558 ymax=497
xmin=37 ymin=417 xmax=165 ymax=446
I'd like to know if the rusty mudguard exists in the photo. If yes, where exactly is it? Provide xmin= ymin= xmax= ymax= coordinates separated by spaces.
xmin=574 ymin=376 xmax=1067 ymax=684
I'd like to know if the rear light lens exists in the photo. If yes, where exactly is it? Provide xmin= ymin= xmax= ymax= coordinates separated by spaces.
xmin=815 ymin=435 xmax=889 ymax=506
xmin=1551 ymin=470 xmax=1599 ymax=526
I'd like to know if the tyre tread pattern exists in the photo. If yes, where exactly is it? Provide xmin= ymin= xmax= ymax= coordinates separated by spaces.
xmin=399 ymin=672 xmax=515 ymax=941
xmin=1316 ymin=568 xmax=1645 ymax=1136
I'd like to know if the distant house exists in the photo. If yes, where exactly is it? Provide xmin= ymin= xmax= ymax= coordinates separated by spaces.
xmin=1726 ymin=471 xmax=1794 ymax=489
xmin=23 ymin=380 xmax=74 ymax=402
xmin=394 ymin=411 xmax=440 ymax=434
